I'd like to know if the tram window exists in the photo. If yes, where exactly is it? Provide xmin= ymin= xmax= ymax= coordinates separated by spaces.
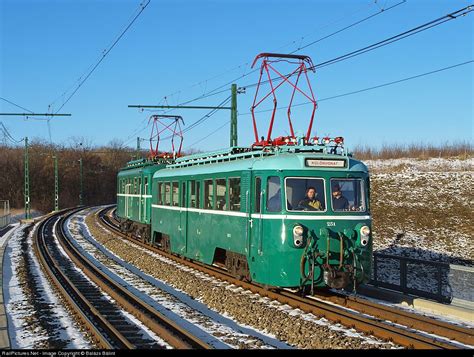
xmin=181 ymin=182 xmax=186 ymax=207
xmin=330 ymin=178 xmax=366 ymax=212
xmin=285 ymin=178 xmax=326 ymax=212
xmin=189 ymin=180 xmax=196 ymax=208
xmin=266 ymin=176 xmax=281 ymax=212
xmin=216 ymin=179 xmax=226 ymax=210
xmin=228 ymin=178 xmax=241 ymax=211
xmin=157 ymin=183 xmax=163 ymax=204
xmin=196 ymin=181 xmax=201 ymax=208
xmin=164 ymin=182 xmax=171 ymax=206
xmin=204 ymin=180 xmax=214 ymax=209
xmin=172 ymin=182 xmax=179 ymax=206
xmin=254 ymin=177 xmax=262 ymax=213
xmin=138 ymin=178 xmax=141 ymax=194
xmin=144 ymin=177 xmax=148 ymax=194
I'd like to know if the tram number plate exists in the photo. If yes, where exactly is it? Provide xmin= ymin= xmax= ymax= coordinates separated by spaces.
xmin=305 ymin=159 xmax=346 ymax=168
xmin=327 ymin=222 xmax=336 ymax=227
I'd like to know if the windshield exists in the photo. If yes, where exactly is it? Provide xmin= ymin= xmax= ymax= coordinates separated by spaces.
xmin=285 ymin=178 xmax=326 ymax=212
xmin=330 ymin=178 xmax=366 ymax=212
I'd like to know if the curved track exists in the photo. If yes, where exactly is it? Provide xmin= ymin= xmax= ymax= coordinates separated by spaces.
xmin=33 ymin=208 xmax=213 ymax=349
xmin=99 ymin=205 xmax=473 ymax=349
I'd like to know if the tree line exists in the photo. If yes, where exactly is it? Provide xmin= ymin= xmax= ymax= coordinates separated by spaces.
xmin=0 ymin=139 xmax=142 ymax=213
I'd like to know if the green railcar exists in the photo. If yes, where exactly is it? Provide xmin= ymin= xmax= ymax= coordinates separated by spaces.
xmin=116 ymin=158 xmax=166 ymax=241
xmin=151 ymin=145 xmax=372 ymax=290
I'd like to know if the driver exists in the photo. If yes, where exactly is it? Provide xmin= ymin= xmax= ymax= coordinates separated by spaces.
xmin=297 ymin=187 xmax=323 ymax=211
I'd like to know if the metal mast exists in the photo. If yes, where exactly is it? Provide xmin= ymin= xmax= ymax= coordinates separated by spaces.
xmin=24 ymin=137 xmax=30 ymax=220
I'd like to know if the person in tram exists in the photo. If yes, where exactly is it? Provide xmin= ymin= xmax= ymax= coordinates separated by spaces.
xmin=331 ymin=184 xmax=349 ymax=211
xmin=297 ymin=187 xmax=323 ymax=211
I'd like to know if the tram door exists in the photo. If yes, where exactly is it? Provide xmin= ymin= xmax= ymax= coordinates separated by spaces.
xmin=243 ymin=171 xmax=264 ymax=257
xmin=252 ymin=174 xmax=265 ymax=256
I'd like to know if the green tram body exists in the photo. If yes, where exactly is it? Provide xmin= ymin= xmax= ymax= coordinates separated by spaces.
xmin=116 ymin=158 xmax=166 ymax=240
xmin=150 ymin=146 xmax=372 ymax=289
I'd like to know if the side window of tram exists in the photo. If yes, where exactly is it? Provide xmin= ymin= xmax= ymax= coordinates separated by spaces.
xmin=164 ymin=182 xmax=171 ymax=206
xmin=266 ymin=176 xmax=281 ymax=212
xmin=157 ymin=183 xmax=163 ymax=204
xmin=254 ymin=177 xmax=262 ymax=213
xmin=172 ymin=182 xmax=179 ymax=206
xmin=188 ymin=181 xmax=202 ymax=209
xmin=181 ymin=182 xmax=186 ymax=207
xmin=190 ymin=180 xmax=196 ymax=208
xmin=204 ymin=180 xmax=214 ymax=209
xmin=196 ymin=181 xmax=201 ymax=208
xmin=228 ymin=178 xmax=241 ymax=212
xmin=216 ymin=179 xmax=226 ymax=210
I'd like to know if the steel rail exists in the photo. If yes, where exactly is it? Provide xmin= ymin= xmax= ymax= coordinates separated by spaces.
xmin=59 ymin=208 xmax=212 ymax=350
xmin=98 ymin=206 xmax=472 ymax=349
xmin=33 ymin=209 xmax=122 ymax=349
xmin=304 ymin=289 xmax=474 ymax=346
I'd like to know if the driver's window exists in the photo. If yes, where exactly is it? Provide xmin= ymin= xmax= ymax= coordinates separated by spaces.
xmin=285 ymin=178 xmax=326 ymax=212
xmin=330 ymin=178 xmax=366 ymax=212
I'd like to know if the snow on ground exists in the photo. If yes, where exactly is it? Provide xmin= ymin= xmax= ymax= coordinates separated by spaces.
xmin=2 ymin=223 xmax=91 ymax=349
xmin=365 ymin=157 xmax=473 ymax=303
xmin=364 ymin=157 xmax=473 ymax=173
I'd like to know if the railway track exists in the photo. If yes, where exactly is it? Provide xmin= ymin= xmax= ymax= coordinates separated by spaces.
xmin=97 ymin=205 xmax=473 ymax=349
xmin=33 ymin=208 xmax=213 ymax=349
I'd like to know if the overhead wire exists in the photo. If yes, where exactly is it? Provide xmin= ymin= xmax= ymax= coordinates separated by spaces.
xmin=238 ymin=60 xmax=474 ymax=116
xmin=170 ymin=1 xmax=407 ymax=109
xmin=126 ymin=1 xmax=405 ymax=142
xmin=240 ymin=4 xmax=474 ymax=92
xmin=0 ymin=97 xmax=34 ymax=113
xmin=184 ymin=60 xmax=473 ymax=150
xmin=155 ymin=0 xmax=385 ymax=106
xmin=50 ymin=0 xmax=151 ymax=114
xmin=168 ymin=3 xmax=472 ymax=108
xmin=0 ymin=122 xmax=24 ymax=144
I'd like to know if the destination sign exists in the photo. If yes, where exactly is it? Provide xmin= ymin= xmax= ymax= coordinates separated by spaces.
xmin=305 ymin=159 xmax=346 ymax=168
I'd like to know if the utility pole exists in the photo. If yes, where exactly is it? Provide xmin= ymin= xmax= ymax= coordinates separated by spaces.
xmin=136 ymin=137 xmax=141 ymax=158
xmin=79 ymin=158 xmax=83 ymax=205
xmin=230 ymin=84 xmax=238 ymax=147
xmin=129 ymin=84 xmax=242 ymax=148
xmin=53 ymin=155 xmax=59 ymax=211
xmin=24 ymin=137 xmax=30 ymax=220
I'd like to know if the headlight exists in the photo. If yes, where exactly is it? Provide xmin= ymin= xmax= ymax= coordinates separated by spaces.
xmin=293 ymin=225 xmax=304 ymax=247
xmin=360 ymin=225 xmax=370 ymax=246
xmin=293 ymin=225 xmax=304 ymax=236
xmin=360 ymin=225 xmax=370 ymax=237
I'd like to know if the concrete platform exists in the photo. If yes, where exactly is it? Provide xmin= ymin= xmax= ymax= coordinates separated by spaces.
xmin=358 ymin=284 xmax=474 ymax=323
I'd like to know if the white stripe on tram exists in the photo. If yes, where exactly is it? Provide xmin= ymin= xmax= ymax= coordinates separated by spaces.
xmin=117 ymin=194 xmax=152 ymax=198
xmin=151 ymin=204 xmax=370 ymax=220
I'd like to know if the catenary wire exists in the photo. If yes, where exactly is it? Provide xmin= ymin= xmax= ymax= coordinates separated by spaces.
xmin=185 ymin=60 xmax=473 ymax=149
xmin=51 ymin=0 xmax=151 ymax=114
xmin=157 ymin=0 xmax=405 ymax=108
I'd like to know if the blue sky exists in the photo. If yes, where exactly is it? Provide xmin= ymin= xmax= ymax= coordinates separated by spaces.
xmin=1 ymin=0 xmax=472 ymax=153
